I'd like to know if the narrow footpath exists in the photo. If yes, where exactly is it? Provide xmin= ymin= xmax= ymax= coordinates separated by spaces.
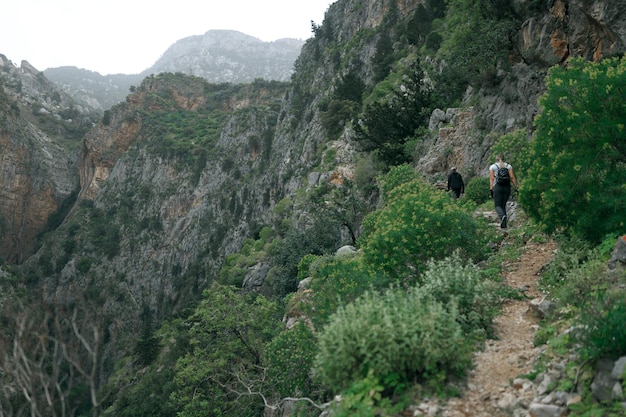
xmin=441 ymin=238 xmax=557 ymax=416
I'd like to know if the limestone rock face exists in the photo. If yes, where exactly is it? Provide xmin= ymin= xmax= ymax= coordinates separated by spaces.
xmin=518 ymin=0 xmax=626 ymax=65
xmin=0 ymin=127 xmax=77 ymax=263
xmin=0 ymin=56 xmax=98 ymax=262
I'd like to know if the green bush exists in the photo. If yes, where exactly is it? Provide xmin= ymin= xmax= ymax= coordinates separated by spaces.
xmin=421 ymin=251 xmax=499 ymax=338
xmin=76 ymin=256 xmax=93 ymax=273
xmin=313 ymin=286 xmax=471 ymax=392
xmin=376 ymin=164 xmax=420 ymax=201
xmin=464 ymin=176 xmax=491 ymax=205
xmin=328 ymin=372 xmax=403 ymax=417
xmin=552 ymin=258 xmax=609 ymax=307
xmin=301 ymin=256 xmax=387 ymax=329
xmin=521 ymin=56 xmax=626 ymax=243
xmin=360 ymin=177 xmax=492 ymax=284
xmin=538 ymin=235 xmax=593 ymax=296
xmin=265 ymin=322 xmax=319 ymax=398
xmin=578 ymin=290 xmax=626 ymax=361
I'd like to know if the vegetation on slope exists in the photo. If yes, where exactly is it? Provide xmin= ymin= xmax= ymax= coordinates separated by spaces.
xmin=102 ymin=53 xmax=626 ymax=417
xmin=0 ymin=0 xmax=625 ymax=415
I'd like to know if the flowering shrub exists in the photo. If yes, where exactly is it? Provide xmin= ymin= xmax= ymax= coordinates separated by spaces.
xmin=360 ymin=178 xmax=491 ymax=284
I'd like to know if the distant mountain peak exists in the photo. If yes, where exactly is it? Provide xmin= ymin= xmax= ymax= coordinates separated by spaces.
xmin=146 ymin=29 xmax=305 ymax=83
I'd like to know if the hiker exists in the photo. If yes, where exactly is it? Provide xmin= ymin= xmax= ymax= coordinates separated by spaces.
xmin=489 ymin=154 xmax=518 ymax=228
xmin=447 ymin=166 xmax=464 ymax=200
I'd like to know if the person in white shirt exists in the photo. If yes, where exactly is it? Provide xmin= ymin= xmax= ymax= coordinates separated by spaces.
xmin=489 ymin=154 xmax=518 ymax=228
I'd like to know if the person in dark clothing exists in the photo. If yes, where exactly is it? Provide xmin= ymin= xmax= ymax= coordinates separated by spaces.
xmin=489 ymin=154 xmax=518 ymax=228
xmin=447 ymin=167 xmax=464 ymax=199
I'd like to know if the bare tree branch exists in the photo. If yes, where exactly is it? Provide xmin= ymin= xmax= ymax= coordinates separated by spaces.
xmin=209 ymin=364 xmax=329 ymax=417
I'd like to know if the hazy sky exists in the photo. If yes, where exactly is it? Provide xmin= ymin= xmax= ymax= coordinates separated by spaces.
xmin=1 ymin=0 xmax=333 ymax=75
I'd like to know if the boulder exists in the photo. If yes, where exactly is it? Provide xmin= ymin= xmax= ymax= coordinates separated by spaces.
xmin=528 ymin=403 xmax=567 ymax=417
xmin=591 ymin=358 xmax=620 ymax=403
xmin=612 ymin=357 xmax=626 ymax=380
xmin=528 ymin=297 xmax=557 ymax=320
xmin=242 ymin=263 xmax=271 ymax=292
xmin=336 ymin=245 xmax=358 ymax=258
xmin=608 ymin=236 xmax=626 ymax=273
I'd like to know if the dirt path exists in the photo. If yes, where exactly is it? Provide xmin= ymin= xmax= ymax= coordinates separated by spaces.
xmin=439 ymin=238 xmax=557 ymax=417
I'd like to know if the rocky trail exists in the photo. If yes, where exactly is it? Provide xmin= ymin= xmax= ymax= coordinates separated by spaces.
xmin=442 ymin=239 xmax=557 ymax=416
xmin=407 ymin=216 xmax=558 ymax=416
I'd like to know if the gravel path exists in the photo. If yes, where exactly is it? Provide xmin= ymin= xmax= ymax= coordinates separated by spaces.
xmin=440 ymin=239 xmax=557 ymax=417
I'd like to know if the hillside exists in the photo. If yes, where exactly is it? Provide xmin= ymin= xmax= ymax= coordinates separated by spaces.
xmin=0 ymin=0 xmax=624 ymax=416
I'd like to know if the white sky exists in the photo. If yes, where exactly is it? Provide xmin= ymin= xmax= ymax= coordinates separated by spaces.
xmin=1 ymin=0 xmax=333 ymax=75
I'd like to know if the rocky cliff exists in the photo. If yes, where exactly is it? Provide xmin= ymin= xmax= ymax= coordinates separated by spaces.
xmin=0 ymin=56 xmax=99 ymax=262
xmin=32 ymin=73 xmax=322 ymax=335
xmin=421 ymin=0 xmax=626 ymax=179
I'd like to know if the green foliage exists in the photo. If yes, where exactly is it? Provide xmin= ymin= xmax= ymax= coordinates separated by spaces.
xmin=111 ymin=366 xmax=177 ymax=417
xmin=552 ymin=257 xmax=612 ymax=308
xmin=533 ymin=324 xmax=558 ymax=347
xmin=268 ymin=217 xmax=342 ymax=297
xmin=372 ymin=31 xmax=395 ymax=83
xmin=329 ymin=371 xmax=404 ymax=417
xmin=334 ymin=72 xmax=366 ymax=103
xmin=360 ymin=177 xmax=492 ymax=284
xmin=218 ymin=253 xmax=254 ymax=287
xmin=306 ymin=178 xmax=370 ymax=245
xmin=76 ymin=256 xmax=93 ymax=273
xmin=354 ymin=155 xmax=381 ymax=195
xmin=134 ymin=312 xmax=161 ymax=367
xmin=136 ymin=75 xmax=285 ymax=175
xmin=320 ymin=99 xmax=361 ymax=139
xmin=403 ymin=0 xmax=446 ymax=48
xmin=170 ymin=283 xmax=282 ymax=417
xmin=568 ymin=402 xmax=626 ymax=417
xmin=421 ymin=252 xmax=500 ymax=338
xmin=354 ymin=59 xmax=433 ymax=167
xmin=93 ymin=223 xmax=120 ymax=259
xmin=578 ymin=290 xmax=626 ymax=361
xmin=297 ymin=256 xmax=388 ymax=329
xmin=539 ymin=235 xmax=595 ymax=295
xmin=376 ymin=164 xmax=420 ymax=201
xmin=218 ymin=230 xmax=276 ymax=287
xmin=437 ymin=0 xmax=518 ymax=94
xmin=521 ymin=56 xmax=626 ymax=243
xmin=297 ymin=254 xmax=319 ymax=282
xmin=142 ymin=108 xmax=227 ymax=164
xmin=264 ymin=323 xmax=319 ymax=398
xmin=313 ymin=286 xmax=471 ymax=392
xmin=490 ymin=129 xmax=531 ymax=179
xmin=464 ymin=176 xmax=491 ymax=205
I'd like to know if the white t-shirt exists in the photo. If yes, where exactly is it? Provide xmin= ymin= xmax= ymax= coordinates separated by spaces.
xmin=490 ymin=162 xmax=512 ymax=186
xmin=490 ymin=162 xmax=511 ymax=174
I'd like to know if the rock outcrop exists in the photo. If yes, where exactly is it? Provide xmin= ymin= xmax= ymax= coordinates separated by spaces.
xmin=0 ymin=56 xmax=99 ymax=262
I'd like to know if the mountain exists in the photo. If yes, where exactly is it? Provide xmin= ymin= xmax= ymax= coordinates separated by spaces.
xmin=147 ymin=30 xmax=304 ymax=83
xmin=43 ymin=30 xmax=304 ymax=110
xmin=43 ymin=66 xmax=143 ymax=111
xmin=0 ymin=0 xmax=625 ymax=415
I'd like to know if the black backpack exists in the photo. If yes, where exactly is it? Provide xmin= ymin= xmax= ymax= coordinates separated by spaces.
xmin=495 ymin=164 xmax=511 ymax=186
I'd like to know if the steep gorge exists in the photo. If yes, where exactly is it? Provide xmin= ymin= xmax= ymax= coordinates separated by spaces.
xmin=0 ymin=0 xmax=625 ymax=415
